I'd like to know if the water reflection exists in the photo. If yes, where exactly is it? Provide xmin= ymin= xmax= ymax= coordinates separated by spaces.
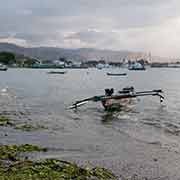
xmin=101 ymin=112 xmax=115 ymax=124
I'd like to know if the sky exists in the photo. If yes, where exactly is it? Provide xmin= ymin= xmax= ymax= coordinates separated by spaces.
xmin=0 ymin=0 xmax=180 ymax=57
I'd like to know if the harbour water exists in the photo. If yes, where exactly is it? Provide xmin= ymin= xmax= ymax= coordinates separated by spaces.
xmin=1 ymin=68 xmax=180 ymax=178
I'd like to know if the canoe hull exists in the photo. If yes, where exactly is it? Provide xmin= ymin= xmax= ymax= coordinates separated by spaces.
xmin=101 ymin=98 xmax=131 ymax=110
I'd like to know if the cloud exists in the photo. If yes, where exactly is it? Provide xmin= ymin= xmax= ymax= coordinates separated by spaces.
xmin=66 ymin=29 xmax=106 ymax=43
xmin=0 ymin=0 xmax=180 ymax=56
xmin=0 ymin=37 xmax=28 ymax=47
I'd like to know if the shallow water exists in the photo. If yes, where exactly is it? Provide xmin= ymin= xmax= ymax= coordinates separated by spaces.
xmin=1 ymin=68 xmax=180 ymax=178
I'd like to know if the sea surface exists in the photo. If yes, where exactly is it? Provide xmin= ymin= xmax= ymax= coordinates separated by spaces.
xmin=1 ymin=68 xmax=180 ymax=179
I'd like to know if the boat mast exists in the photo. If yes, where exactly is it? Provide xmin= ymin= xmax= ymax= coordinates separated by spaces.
xmin=148 ymin=52 xmax=152 ymax=62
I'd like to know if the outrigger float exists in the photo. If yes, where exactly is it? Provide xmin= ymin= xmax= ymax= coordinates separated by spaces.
xmin=68 ymin=87 xmax=164 ymax=110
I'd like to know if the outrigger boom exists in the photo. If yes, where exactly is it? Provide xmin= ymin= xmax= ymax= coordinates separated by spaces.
xmin=68 ymin=87 xmax=164 ymax=110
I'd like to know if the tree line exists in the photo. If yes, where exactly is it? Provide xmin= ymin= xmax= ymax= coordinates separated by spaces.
xmin=0 ymin=52 xmax=15 ymax=65
xmin=0 ymin=52 xmax=38 ymax=67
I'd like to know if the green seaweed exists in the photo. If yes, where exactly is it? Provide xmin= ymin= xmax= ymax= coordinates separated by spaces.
xmin=0 ymin=116 xmax=12 ymax=126
xmin=92 ymin=166 xmax=116 ymax=179
xmin=15 ymin=123 xmax=48 ymax=131
xmin=0 ymin=114 xmax=47 ymax=132
xmin=0 ymin=144 xmax=47 ymax=161
xmin=0 ymin=144 xmax=117 ymax=180
xmin=0 ymin=159 xmax=117 ymax=180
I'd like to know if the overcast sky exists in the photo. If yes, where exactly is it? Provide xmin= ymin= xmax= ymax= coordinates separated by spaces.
xmin=0 ymin=0 xmax=180 ymax=57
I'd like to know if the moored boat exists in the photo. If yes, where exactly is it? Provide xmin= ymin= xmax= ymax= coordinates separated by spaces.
xmin=47 ymin=71 xmax=67 ymax=74
xmin=0 ymin=64 xmax=8 ymax=71
xmin=128 ymin=62 xmax=145 ymax=70
xmin=107 ymin=72 xmax=127 ymax=76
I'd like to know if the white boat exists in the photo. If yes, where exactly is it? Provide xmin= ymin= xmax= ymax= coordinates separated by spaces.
xmin=128 ymin=62 xmax=145 ymax=70
xmin=0 ymin=64 xmax=7 ymax=71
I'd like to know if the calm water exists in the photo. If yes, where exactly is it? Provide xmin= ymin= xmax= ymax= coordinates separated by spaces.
xmin=1 ymin=68 xmax=180 ymax=177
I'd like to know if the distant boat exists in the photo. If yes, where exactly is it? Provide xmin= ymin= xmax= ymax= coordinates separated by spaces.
xmin=96 ymin=63 xmax=110 ymax=69
xmin=128 ymin=62 xmax=145 ymax=71
xmin=47 ymin=71 xmax=67 ymax=74
xmin=97 ymin=66 xmax=103 ymax=70
xmin=0 ymin=64 xmax=8 ymax=71
xmin=107 ymin=72 xmax=127 ymax=76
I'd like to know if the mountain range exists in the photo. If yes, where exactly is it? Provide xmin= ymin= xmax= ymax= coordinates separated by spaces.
xmin=0 ymin=43 xmax=149 ymax=62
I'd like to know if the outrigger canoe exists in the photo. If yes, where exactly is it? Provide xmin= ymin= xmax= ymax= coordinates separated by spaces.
xmin=68 ymin=87 xmax=164 ymax=111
